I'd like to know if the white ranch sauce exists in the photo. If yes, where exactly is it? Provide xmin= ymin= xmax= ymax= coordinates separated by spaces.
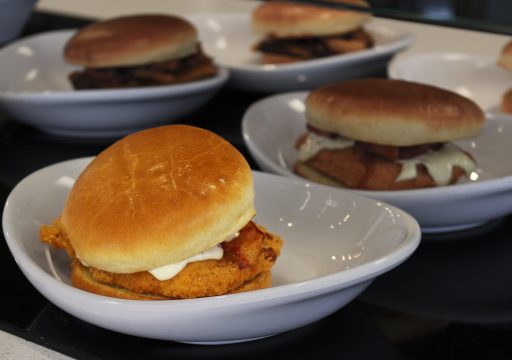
xmin=149 ymin=245 xmax=224 ymax=281
xmin=298 ymin=132 xmax=354 ymax=162
xmin=397 ymin=143 xmax=475 ymax=185
xmin=298 ymin=132 xmax=474 ymax=186
xmin=148 ymin=231 xmax=240 ymax=281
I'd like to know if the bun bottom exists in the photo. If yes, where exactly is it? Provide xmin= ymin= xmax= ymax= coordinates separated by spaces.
xmin=71 ymin=261 xmax=272 ymax=300
xmin=261 ymin=53 xmax=303 ymax=65
xmin=294 ymin=162 xmax=346 ymax=188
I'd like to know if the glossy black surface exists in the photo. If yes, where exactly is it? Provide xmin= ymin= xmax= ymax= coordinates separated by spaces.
xmin=1 ymin=10 xmax=512 ymax=360
xmin=369 ymin=0 xmax=512 ymax=35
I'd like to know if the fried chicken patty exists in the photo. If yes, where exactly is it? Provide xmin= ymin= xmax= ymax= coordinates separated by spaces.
xmin=296 ymin=147 xmax=467 ymax=190
xmin=40 ymin=220 xmax=283 ymax=299
xmin=294 ymin=131 xmax=469 ymax=190
xmin=71 ymin=263 xmax=273 ymax=300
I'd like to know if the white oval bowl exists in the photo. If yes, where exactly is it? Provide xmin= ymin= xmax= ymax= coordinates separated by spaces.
xmin=0 ymin=30 xmax=229 ymax=138
xmin=187 ymin=13 xmax=414 ymax=93
xmin=388 ymin=52 xmax=512 ymax=113
xmin=3 ymin=158 xmax=420 ymax=344
xmin=242 ymin=91 xmax=512 ymax=233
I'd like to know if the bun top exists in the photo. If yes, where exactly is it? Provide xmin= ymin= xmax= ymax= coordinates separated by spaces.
xmin=305 ymin=79 xmax=485 ymax=146
xmin=64 ymin=14 xmax=198 ymax=68
xmin=60 ymin=125 xmax=255 ymax=274
xmin=498 ymin=40 xmax=512 ymax=70
xmin=252 ymin=1 xmax=371 ymax=38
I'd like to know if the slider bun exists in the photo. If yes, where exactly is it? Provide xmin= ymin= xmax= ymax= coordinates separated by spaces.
xmin=498 ymin=40 xmax=512 ymax=70
xmin=64 ymin=14 xmax=198 ymax=68
xmin=61 ymin=125 xmax=255 ymax=274
xmin=71 ymin=262 xmax=271 ymax=300
xmin=306 ymin=79 xmax=485 ymax=146
xmin=252 ymin=1 xmax=371 ymax=38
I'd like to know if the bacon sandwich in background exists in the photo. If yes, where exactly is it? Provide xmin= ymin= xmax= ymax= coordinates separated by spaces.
xmin=294 ymin=79 xmax=485 ymax=190
xmin=497 ymin=40 xmax=512 ymax=114
xmin=40 ymin=125 xmax=282 ymax=300
xmin=64 ymin=14 xmax=217 ymax=89
xmin=251 ymin=0 xmax=373 ymax=64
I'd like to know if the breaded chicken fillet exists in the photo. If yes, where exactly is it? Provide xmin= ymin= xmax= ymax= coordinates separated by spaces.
xmin=41 ymin=220 xmax=282 ymax=299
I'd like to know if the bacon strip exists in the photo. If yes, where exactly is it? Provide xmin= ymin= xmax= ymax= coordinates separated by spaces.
xmin=304 ymin=126 xmax=441 ymax=160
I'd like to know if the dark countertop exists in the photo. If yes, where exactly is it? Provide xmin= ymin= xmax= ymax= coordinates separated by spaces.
xmin=1 ymin=10 xmax=512 ymax=360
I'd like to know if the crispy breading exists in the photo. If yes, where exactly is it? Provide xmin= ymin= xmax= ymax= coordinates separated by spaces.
xmin=87 ymin=222 xmax=281 ymax=299
xmin=41 ymin=220 xmax=282 ymax=299
xmin=40 ymin=219 xmax=75 ymax=258
xmin=296 ymin=147 xmax=467 ymax=190
xmin=71 ymin=261 xmax=272 ymax=300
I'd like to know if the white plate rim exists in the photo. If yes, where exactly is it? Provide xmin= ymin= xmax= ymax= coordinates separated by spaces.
xmin=388 ymin=52 xmax=502 ymax=80
xmin=387 ymin=51 xmax=512 ymax=113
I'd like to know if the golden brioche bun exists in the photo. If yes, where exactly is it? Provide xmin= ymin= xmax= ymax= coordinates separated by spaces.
xmin=71 ymin=262 xmax=271 ymax=300
xmin=64 ymin=14 xmax=198 ymax=68
xmin=497 ymin=40 xmax=512 ymax=70
xmin=60 ymin=125 xmax=255 ymax=274
xmin=252 ymin=1 xmax=371 ymax=38
xmin=305 ymin=79 xmax=485 ymax=146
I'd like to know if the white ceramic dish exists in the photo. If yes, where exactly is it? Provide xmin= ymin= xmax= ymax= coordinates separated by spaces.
xmin=3 ymin=157 xmax=420 ymax=344
xmin=242 ymin=92 xmax=512 ymax=233
xmin=186 ymin=13 xmax=414 ymax=93
xmin=388 ymin=52 xmax=512 ymax=113
xmin=0 ymin=30 xmax=229 ymax=138
xmin=0 ymin=0 xmax=36 ymax=44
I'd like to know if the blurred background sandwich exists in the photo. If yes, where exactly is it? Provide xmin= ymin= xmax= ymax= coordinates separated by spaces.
xmin=40 ymin=125 xmax=282 ymax=300
xmin=251 ymin=0 xmax=373 ymax=64
xmin=294 ymin=78 xmax=485 ymax=190
xmin=497 ymin=40 xmax=512 ymax=114
xmin=64 ymin=14 xmax=217 ymax=89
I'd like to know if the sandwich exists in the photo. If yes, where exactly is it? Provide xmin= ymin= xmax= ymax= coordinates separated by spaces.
xmin=497 ymin=40 xmax=512 ymax=114
xmin=40 ymin=125 xmax=283 ymax=300
xmin=497 ymin=40 xmax=512 ymax=71
xmin=251 ymin=0 xmax=373 ymax=64
xmin=64 ymin=14 xmax=217 ymax=89
xmin=294 ymin=79 xmax=485 ymax=190
xmin=501 ymin=88 xmax=512 ymax=114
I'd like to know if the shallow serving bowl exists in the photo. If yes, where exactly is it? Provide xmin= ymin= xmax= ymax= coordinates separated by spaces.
xmin=242 ymin=92 xmax=512 ymax=233
xmin=388 ymin=52 xmax=512 ymax=113
xmin=0 ymin=0 xmax=36 ymax=44
xmin=0 ymin=30 xmax=229 ymax=138
xmin=186 ymin=13 xmax=414 ymax=93
xmin=3 ymin=157 xmax=420 ymax=344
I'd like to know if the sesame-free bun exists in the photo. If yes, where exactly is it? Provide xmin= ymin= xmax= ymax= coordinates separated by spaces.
xmin=306 ymin=79 xmax=485 ymax=146
xmin=252 ymin=1 xmax=371 ymax=38
xmin=60 ymin=125 xmax=255 ymax=274
xmin=497 ymin=40 xmax=512 ymax=70
xmin=64 ymin=14 xmax=198 ymax=68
